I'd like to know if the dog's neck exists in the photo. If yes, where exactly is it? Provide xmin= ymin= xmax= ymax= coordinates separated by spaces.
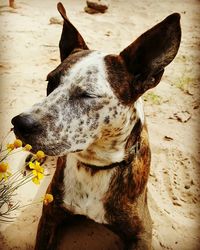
xmin=74 ymin=118 xmax=142 ymax=167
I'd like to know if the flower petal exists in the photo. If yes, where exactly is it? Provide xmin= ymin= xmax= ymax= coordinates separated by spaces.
xmin=24 ymin=144 xmax=32 ymax=151
xmin=0 ymin=162 xmax=9 ymax=173
xmin=32 ymin=170 xmax=37 ymax=176
xmin=43 ymin=193 xmax=54 ymax=205
xmin=36 ymin=150 xmax=45 ymax=159
xmin=37 ymin=172 xmax=44 ymax=180
xmin=29 ymin=162 xmax=35 ymax=169
xmin=14 ymin=139 xmax=22 ymax=148
xmin=32 ymin=177 xmax=40 ymax=185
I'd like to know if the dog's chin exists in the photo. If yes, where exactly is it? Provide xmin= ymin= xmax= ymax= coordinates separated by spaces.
xmin=30 ymin=145 xmax=58 ymax=156
xmin=13 ymin=131 xmax=82 ymax=156
xmin=30 ymin=144 xmax=75 ymax=157
xmin=12 ymin=135 xmax=52 ymax=156
xmin=38 ymin=148 xmax=83 ymax=157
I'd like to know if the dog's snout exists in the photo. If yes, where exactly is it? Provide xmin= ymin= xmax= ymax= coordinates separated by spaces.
xmin=12 ymin=114 xmax=41 ymax=138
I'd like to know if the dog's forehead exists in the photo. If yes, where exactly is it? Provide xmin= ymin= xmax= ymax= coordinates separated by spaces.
xmin=47 ymin=50 xmax=133 ymax=104
xmin=59 ymin=51 xmax=113 ymax=94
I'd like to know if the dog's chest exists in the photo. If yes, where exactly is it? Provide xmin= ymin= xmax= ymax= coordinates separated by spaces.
xmin=62 ymin=154 xmax=113 ymax=223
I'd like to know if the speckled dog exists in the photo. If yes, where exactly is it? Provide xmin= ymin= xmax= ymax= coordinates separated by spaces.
xmin=12 ymin=2 xmax=181 ymax=249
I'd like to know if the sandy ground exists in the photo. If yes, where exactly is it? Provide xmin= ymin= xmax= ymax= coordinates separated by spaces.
xmin=0 ymin=0 xmax=200 ymax=249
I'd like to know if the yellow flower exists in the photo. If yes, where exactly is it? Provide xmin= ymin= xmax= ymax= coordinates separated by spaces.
xmin=13 ymin=139 xmax=22 ymax=148
xmin=7 ymin=143 xmax=15 ymax=152
xmin=6 ymin=139 xmax=23 ymax=152
xmin=29 ymin=161 xmax=44 ymax=185
xmin=36 ymin=150 xmax=45 ymax=160
xmin=43 ymin=193 xmax=54 ymax=206
xmin=0 ymin=162 xmax=8 ymax=172
xmin=24 ymin=144 xmax=32 ymax=151
xmin=0 ymin=162 xmax=11 ymax=181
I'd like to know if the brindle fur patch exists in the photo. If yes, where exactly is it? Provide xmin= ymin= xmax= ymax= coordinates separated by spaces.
xmin=104 ymin=55 xmax=133 ymax=105
xmin=104 ymin=125 xmax=151 ymax=243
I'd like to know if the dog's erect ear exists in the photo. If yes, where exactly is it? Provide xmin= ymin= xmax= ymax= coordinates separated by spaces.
xmin=57 ymin=2 xmax=89 ymax=62
xmin=120 ymin=13 xmax=181 ymax=101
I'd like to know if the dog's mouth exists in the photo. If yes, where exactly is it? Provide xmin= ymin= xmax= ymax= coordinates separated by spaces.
xmin=11 ymin=128 xmax=39 ymax=153
xmin=12 ymin=131 xmax=71 ymax=157
xmin=11 ymin=114 xmax=81 ymax=156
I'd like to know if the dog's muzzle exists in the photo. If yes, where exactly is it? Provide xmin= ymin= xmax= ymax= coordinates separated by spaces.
xmin=11 ymin=114 xmax=41 ymax=140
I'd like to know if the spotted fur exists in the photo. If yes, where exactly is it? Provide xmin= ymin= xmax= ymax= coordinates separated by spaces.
xmin=12 ymin=3 xmax=181 ymax=249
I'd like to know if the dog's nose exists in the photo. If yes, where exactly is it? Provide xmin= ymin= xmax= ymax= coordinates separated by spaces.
xmin=11 ymin=114 xmax=41 ymax=138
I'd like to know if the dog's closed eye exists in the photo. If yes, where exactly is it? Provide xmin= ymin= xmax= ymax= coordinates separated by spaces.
xmin=69 ymin=86 xmax=101 ymax=100
xmin=78 ymin=91 xmax=100 ymax=99
xmin=69 ymin=91 xmax=100 ymax=101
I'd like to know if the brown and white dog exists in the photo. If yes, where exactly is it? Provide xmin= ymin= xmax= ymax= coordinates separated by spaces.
xmin=11 ymin=2 xmax=181 ymax=249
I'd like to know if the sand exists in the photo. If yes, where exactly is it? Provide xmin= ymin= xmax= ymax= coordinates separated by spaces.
xmin=0 ymin=0 xmax=199 ymax=249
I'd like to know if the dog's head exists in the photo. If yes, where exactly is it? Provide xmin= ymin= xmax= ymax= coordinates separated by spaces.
xmin=12 ymin=3 xmax=181 ymax=158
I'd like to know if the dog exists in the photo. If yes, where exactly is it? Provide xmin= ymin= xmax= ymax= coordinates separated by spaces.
xmin=11 ymin=2 xmax=181 ymax=249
